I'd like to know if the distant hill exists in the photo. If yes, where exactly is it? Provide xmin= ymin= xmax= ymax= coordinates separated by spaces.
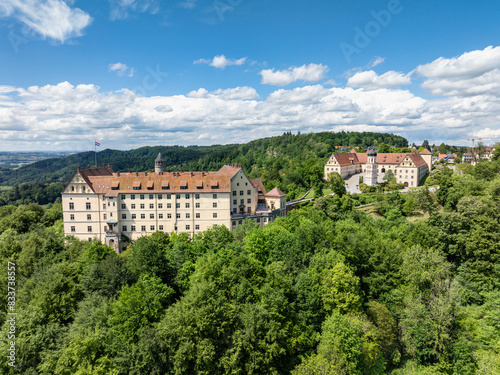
xmin=0 ymin=131 xmax=407 ymax=205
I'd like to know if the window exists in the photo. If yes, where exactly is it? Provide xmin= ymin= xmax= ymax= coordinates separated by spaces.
xmin=233 ymin=208 xmax=237 ymax=213
xmin=176 ymin=213 xmax=181 ymax=219
xmin=159 ymin=213 xmax=163 ymax=219
xmin=240 ymin=191 xmax=244 ymax=196
xmin=185 ymin=203 xmax=190 ymax=208
xmin=149 ymin=194 xmax=154 ymax=199
xmin=256 ymin=218 xmax=260 ymax=223
xmin=233 ymin=200 xmax=237 ymax=205
xmin=141 ymin=214 xmax=145 ymax=219
xmin=141 ymin=225 xmax=146 ymax=231
xmin=176 ymin=203 xmax=180 ymax=208
xmin=232 ymin=191 xmax=236 ymax=196
xmin=122 ymin=214 xmax=126 ymax=219
xmin=176 ymin=194 xmax=181 ymax=200
xmin=247 ymin=199 xmax=251 ymax=204
xmin=131 ymin=204 xmax=136 ymax=209
xmin=247 ymin=190 xmax=251 ymax=195
xmin=186 ymin=213 xmax=190 ymax=219
xmin=87 ymin=226 xmax=92 ymax=232
xmin=158 ymin=194 xmax=162 ymax=199
xmin=69 ymin=202 xmax=74 ymax=210
xmin=71 ymin=186 xmax=74 ymax=192
xmin=186 ymin=225 xmax=190 ymax=230
xmin=185 ymin=194 xmax=190 ymax=199
xmin=237 ymin=183 xmax=239 ymax=186
xmin=113 ymin=202 xmax=115 ymax=207
xmin=174 ymin=226 xmax=178 ymax=231
xmin=82 ymin=186 xmax=86 ymax=193
xmin=150 ymin=225 xmax=155 ymax=231
xmin=213 ymin=202 xmax=217 ymax=208
xmin=159 ymin=225 xmax=164 ymax=230
xmin=167 ymin=213 xmax=172 ymax=219
xmin=196 ymin=213 xmax=200 ymax=218
xmin=195 ymin=225 xmax=200 ymax=230
xmin=150 ymin=204 xmax=154 ymax=209
xmin=121 ymin=204 xmax=126 ymax=209
xmin=239 ymin=220 xmax=242 ymax=224
xmin=166 ymin=194 xmax=171 ymax=199
xmin=213 ymin=194 xmax=217 ymax=199
xmin=195 ymin=202 xmax=200 ymax=208
xmin=121 ymin=195 xmax=126 ymax=199
xmin=132 ymin=214 xmax=136 ymax=219
xmin=213 ymin=213 xmax=217 ymax=218
xmin=240 ymin=199 xmax=244 ymax=204
xmin=86 ymin=202 xmax=91 ymax=210
xmin=122 ymin=225 xmax=127 ymax=231
xmin=133 ymin=186 xmax=140 ymax=190
xmin=131 ymin=225 xmax=136 ymax=231
xmin=233 ymin=221 xmax=236 ymax=226
xmin=139 ymin=194 xmax=144 ymax=199
xmin=158 ymin=203 xmax=163 ymax=209
xmin=103 ymin=204 xmax=106 ymax=209
xmin=140 ymin=204 xmax=145 ymax=209
xmin=71 ymin=226 xmax=75 ymax=232
xmin=131 ymin=194 xmax=135 ymax=200
xmin=70 ymin=214 xmax=74 ymax=220
xmin=150 ymin=214 xmax=154 ymax=219
xmin=195 ymin=194 xmax=200 ymax=199
xmin=167 ymin=203 xmax=172 ymax=209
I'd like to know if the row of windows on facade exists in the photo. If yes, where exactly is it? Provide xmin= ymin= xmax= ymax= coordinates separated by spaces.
xmin=69 ymin=199 xmax=252 ymax=211
xmin=71 ymin=224 xmax=204 ymax=233
xmin=326 ymin=167 xmax=415 ymax=173
xmin=114 ymin=192 xmax=250 ymax=200
xmin=70 ymin=212 xmax=220 ymax=221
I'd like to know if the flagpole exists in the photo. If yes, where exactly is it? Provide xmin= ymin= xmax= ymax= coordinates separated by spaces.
xmin=95 ymin=140 xmax=97 ymax=168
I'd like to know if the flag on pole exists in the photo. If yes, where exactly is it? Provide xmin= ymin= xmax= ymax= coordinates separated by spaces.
xmin=95 ymin=141 xmax=100 ymax=146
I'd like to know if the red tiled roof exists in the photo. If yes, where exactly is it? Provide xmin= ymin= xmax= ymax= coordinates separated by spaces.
xmin=250 ymin=178 xmax=266 ymax=195
xmin=265 ymin=187 xmax=286 ymax=197
xmin=420 ymin=148 xmax=432 ymax=155
xmin=407 ymin=154 xmax=428 ymax=168
xmin=331 ymin=152 xmax=409 ymax=165
xmin=86 ymin=165 xmax=242 ymax=196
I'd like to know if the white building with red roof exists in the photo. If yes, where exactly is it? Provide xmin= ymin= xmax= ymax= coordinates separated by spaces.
xmin=62 ymin=155 xmax=286 ymax=251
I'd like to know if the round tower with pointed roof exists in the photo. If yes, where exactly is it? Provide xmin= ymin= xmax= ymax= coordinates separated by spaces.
xmin=365 ymin=149 xmax=378 ymax=186
xmin=155 ymin=152 xmax=166 ymax=173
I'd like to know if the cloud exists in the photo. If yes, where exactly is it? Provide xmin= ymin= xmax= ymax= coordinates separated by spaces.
xmin=179 ymin=0 xmax=198 ymax=9
xmin=194 ymin=55 xmax=247 ymax=69
xmin=368 ymin=56 xmax=385 ymax=68
xmin=0 ymin=0 xmax=92 ymax=42
xmin=108 ymin=63 xmax=135 ymax=77
xmin=109 ymin=0 xmax=160 ymax=20
xmin=259 ymin=63 xmax=329 ymax=86
xmin=187 ymin=86 xmax=259 ymax=100
xmin=347 ymin=70 xmax=412 ymax=89
xmin=417 ymin=46 xmax=500 ymax=96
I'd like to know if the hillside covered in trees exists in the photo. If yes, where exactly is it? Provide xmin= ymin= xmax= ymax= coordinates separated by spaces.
xmin=0 ymin=159 xmax=499 ymax=374
xmin=0 ymin=131 xmax=407 ymax=205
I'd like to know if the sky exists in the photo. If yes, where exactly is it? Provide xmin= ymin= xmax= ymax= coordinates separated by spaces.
xmin=1 ymin=0 xmax=500 ymax=152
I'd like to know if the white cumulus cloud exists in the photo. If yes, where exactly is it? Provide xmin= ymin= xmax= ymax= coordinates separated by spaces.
xmin=0 ymin=0 xmax=92 ymax=42
xmin=259 ymin=63 xmax=329 ymax=86
xmin=417 ymin=46 xmax=500 ymax=96
xmin=108 ymin=63 xmax=135 ymax=77
xmin=347 ymin=70 xmax=412 ymax=89
xmin=194 ymin=55 xmax=247 ymax=69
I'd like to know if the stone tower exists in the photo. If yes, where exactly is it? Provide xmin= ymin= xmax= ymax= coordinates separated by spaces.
xmin=155 ymin=152 xmax=166 ymax=173
xmin=365 ymin=149 xmax=378 ymax=186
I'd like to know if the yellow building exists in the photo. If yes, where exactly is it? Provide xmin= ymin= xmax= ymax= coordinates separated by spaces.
xmin=62 ymin=154 xmax=286 ymax=252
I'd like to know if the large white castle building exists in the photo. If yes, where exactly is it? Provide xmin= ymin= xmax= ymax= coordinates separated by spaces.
xmin=324 ymin=149 xmax=432 ymax=187
xmin=62 ymin=153 xmax=286 ymax=252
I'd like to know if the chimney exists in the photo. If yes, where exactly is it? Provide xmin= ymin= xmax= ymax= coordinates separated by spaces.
xmin=128 ymin=169 xmax=131 ymax=173
xmin=117 ymin=172 xmax=120 ymax=176
xmin=167 ymin=169 xmax=170 ymax=173
xmin=136 ymin=172 xmax=139 ymax=176
xmin=145 ymin=172 xmax=148 ymax=176
xmin=191 ymin=172 xmax=194 ymax=176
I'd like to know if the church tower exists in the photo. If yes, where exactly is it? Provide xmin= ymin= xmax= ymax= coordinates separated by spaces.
xmin=365 ymin=149 xmax=378 ymax=186
xmin=155 ymin=152 xmax=166 ymax=173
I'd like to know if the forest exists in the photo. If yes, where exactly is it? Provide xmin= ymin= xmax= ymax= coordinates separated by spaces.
xmin=0 ymin=158 xmax=499 ymax=374
xmin=0 ymin=131 xmax=407 ymax=206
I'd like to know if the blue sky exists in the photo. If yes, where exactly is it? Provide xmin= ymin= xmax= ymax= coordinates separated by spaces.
xmin=1 ymin=0 xmax=500 ymax=151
